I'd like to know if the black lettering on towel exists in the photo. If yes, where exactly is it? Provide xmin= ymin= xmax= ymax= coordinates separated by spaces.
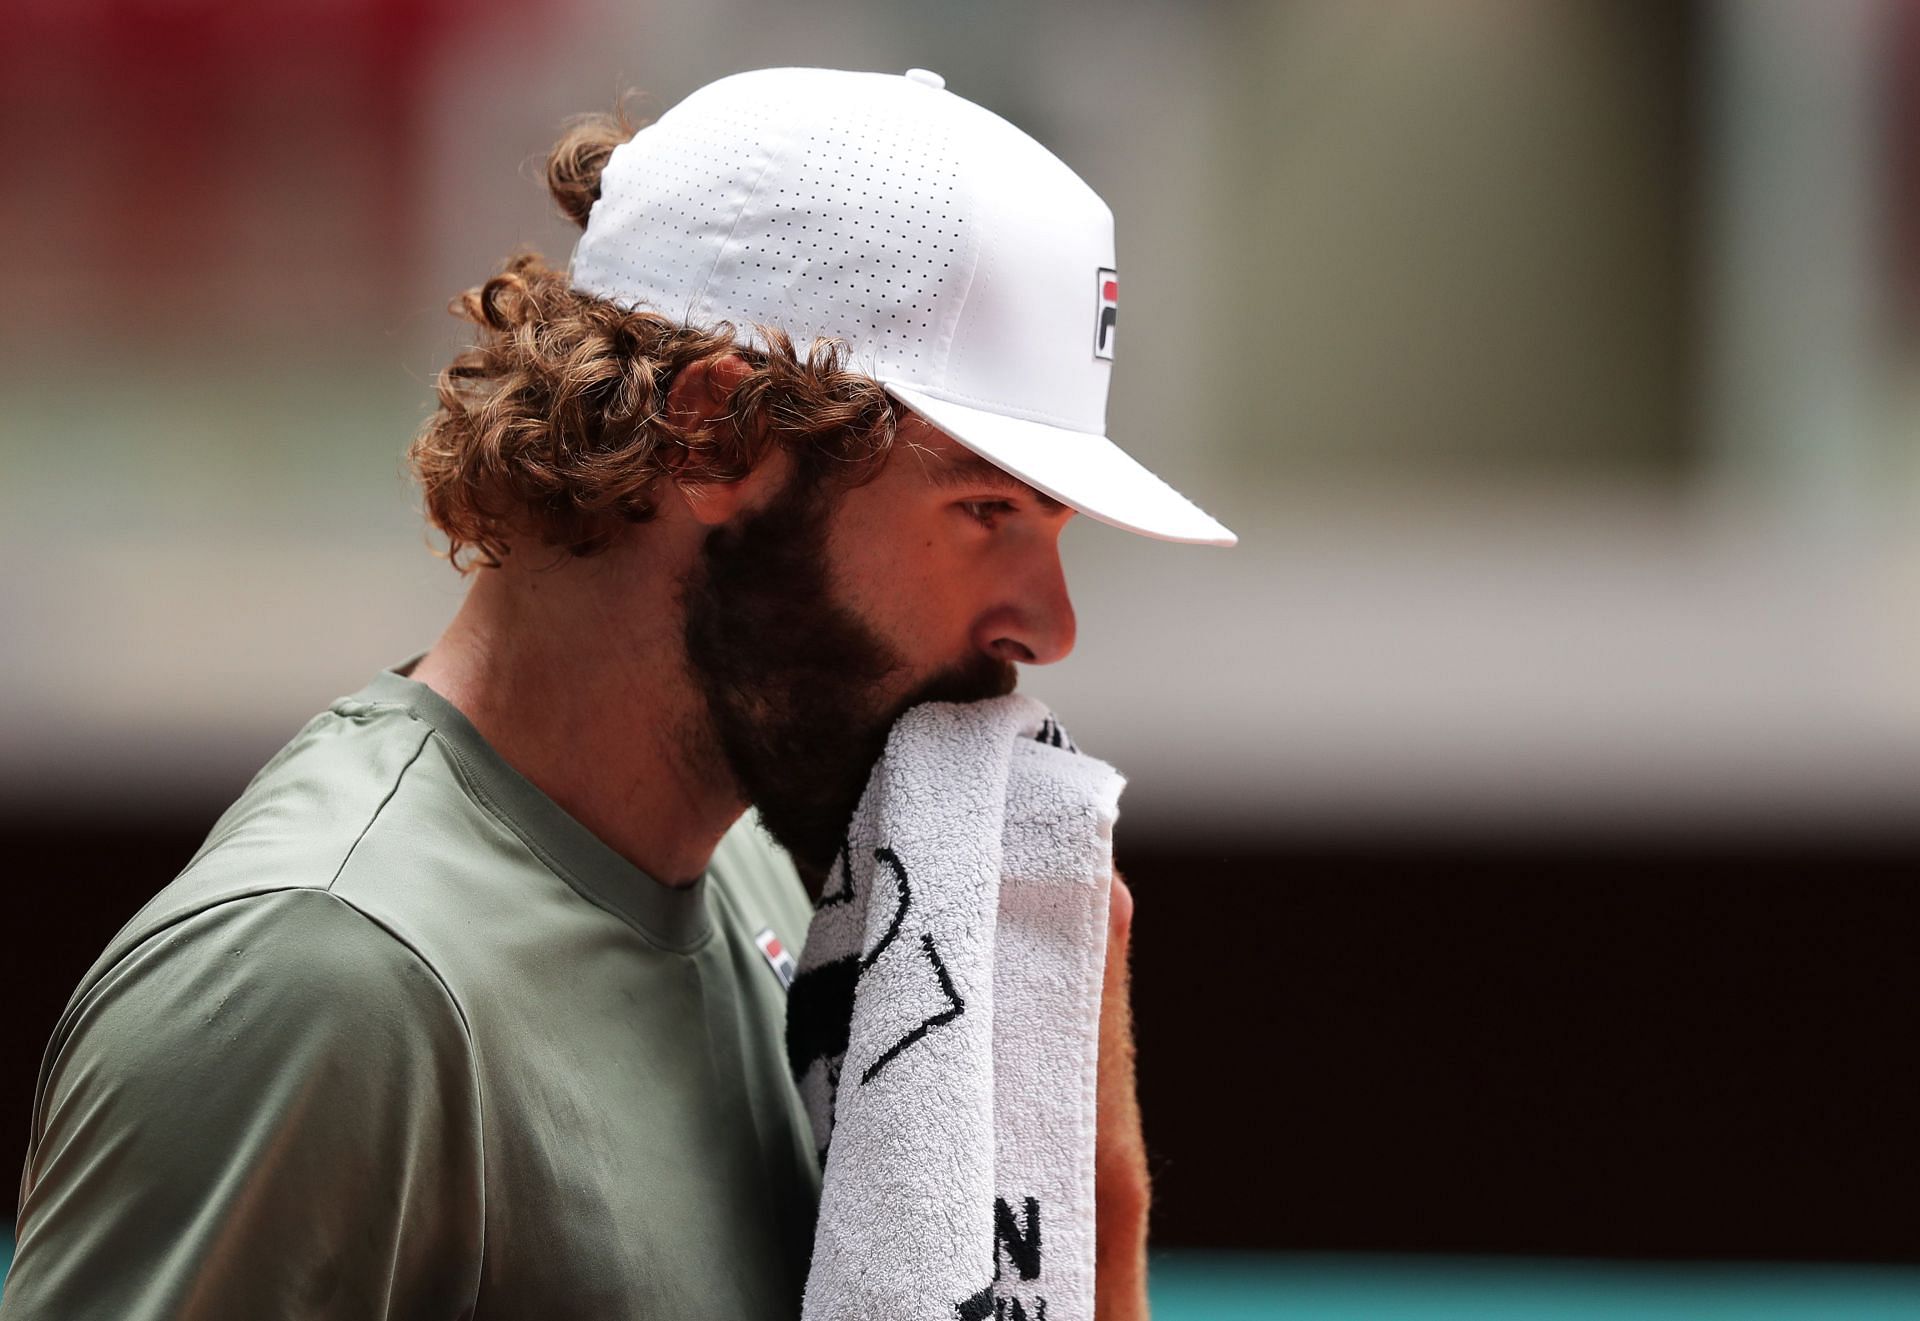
xmin=992 ymin=1196 xmax=1042 ymax=1282
xmin=858 ymin=847 xmax=967 ymax=1086
xmin=953 ymin=1197 xmax=1046 ymax=1319
xmin=955 ymin=1285 xmax=994 ymax=1321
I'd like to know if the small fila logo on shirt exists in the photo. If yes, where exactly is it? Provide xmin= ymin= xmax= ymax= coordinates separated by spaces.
xmin=1094 ymin=267 xmax=1118 ymax=360
xmin=754 ymin=927 xmax=796 ymax=990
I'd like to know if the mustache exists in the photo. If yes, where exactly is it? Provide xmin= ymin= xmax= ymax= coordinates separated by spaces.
xmin=890 ymin=650 xmax=1019 ymax=717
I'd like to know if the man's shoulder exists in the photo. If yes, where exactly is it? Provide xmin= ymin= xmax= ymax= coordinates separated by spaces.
xmin=134 ymin=696 xmax=439 ymax=931
xmin=69 ymin=692 xmax=483 ymax=1021
xmin=193 ymin=690 xmax=438 ymax=860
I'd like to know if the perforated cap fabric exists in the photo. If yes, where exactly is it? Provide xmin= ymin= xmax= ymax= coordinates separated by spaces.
xmin=570 ymin=66 xmax=1236 ymax=547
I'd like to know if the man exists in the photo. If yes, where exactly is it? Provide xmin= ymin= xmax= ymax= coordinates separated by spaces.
xmin=3 ymin=67 xmax=1233 ymax=1318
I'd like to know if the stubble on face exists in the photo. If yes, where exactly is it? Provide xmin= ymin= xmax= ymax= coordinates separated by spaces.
xmin=679 ymin=464 xmax=1015 ymax=882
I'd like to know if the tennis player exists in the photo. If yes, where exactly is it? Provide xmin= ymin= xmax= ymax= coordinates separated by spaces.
xmin=2 ymin=67 xmax=1234 ymax=1319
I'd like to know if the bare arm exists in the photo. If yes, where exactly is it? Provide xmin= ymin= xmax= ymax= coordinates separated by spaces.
xmin=1094 ymin=871 xmax=1151 ymax=1320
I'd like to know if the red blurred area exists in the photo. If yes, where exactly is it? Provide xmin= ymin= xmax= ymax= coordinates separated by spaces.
xmin=0 ymin=0 xmax=541 ymax=348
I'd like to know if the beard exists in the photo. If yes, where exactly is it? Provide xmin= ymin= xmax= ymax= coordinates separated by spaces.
xmin=680 ymin=466 xmax=1016 ymax=882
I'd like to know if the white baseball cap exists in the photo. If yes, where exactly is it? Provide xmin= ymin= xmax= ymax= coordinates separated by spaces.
xmin=570 ymin=66 xmax=1236 ymax=547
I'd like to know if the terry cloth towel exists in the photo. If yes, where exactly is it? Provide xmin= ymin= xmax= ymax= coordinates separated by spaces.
xmin=785 ymin=693 xmax=1126 ymax=1321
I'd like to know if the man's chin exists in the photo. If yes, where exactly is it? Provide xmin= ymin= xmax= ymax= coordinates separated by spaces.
xmin=751 ymin=786 xmax=869 ymax=884
xmin=751 ymin=663 xmax=1019 ymax=877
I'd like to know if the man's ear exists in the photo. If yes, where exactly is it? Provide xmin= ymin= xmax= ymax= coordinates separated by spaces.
xmin=667 ymin=353 xmax=787 ymax=527
xmin=665 ymin=352 xmax=753 ymax=436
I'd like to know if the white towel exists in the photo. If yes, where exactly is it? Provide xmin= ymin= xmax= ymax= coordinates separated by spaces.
xmin=785 ymin=694 xmax=1126 ymax=1321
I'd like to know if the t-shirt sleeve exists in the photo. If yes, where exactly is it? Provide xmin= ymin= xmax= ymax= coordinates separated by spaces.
xmin=3 ymin=888 xmax=484 ymax=1321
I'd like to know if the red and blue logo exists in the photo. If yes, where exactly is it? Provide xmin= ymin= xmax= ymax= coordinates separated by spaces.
xmin=755 ymin=926 xmax=796 ymax=990
xmin=1094 ymin=268 xmax=1118 ymax=361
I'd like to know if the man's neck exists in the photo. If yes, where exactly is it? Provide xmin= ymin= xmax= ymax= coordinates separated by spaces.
xmin=407 ymin=545 xmax=745 ymax=888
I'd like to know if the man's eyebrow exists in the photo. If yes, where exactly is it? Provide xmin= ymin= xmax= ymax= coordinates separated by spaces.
xmin=918 ymin=451 xmax=1069 ymax=514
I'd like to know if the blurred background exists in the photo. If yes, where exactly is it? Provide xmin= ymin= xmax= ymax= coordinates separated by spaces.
xmin=4 ymin=0 xmax=1919 ymax=1315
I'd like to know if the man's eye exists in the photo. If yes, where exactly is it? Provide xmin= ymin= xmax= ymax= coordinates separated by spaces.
xmin=960 ymin=499 xmax=1017 ymax=527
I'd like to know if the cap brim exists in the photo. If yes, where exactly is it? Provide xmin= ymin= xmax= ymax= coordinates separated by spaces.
xmin=883 ymin=384 xmax=1238 ymax=547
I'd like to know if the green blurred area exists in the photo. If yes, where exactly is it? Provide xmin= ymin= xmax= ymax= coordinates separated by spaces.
xmin=5 ymin=1230 xmax=1920 ymax=1318
xmin=1149 ymin=1252 xmax=1920 ymax=1321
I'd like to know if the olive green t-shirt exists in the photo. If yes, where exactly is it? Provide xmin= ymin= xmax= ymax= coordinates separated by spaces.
xmin=3 ymin=663 xmax=822 ymax=1320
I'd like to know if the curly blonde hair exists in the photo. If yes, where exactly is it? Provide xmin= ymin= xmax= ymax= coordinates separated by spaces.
xmin=408 ymin=102 xmax=899 ymax=572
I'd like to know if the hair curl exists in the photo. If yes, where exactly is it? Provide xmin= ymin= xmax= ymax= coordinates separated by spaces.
xmin=408 ymin=101 xmax=898 ymax=572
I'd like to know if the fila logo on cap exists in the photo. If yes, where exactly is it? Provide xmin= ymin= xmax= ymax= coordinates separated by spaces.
xmin=1094 ymin=267 xmax=1118 ymax=361
xmin=754 ymin=926 xmax=796 ymax=990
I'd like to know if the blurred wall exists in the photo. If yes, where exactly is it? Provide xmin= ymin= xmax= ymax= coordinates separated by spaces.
xmin=4 ymin=0 xmax=1916 ymax=836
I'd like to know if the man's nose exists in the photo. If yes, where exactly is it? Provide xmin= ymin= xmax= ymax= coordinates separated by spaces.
xmin=976 ymin=552 xmax=1077 ymax=666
